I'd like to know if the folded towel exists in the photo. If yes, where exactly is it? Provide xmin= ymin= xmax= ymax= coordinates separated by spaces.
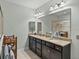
xmin=10 ymin=50 xmax=15 ymax=59
xmin=4 ymin=55 xmax=10 ymax=59
xmin=4 ymin=44 xmax=9 ymax=56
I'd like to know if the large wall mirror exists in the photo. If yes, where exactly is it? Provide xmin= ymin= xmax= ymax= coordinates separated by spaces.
xmin=37 ymin=22 xmax=42 ymax=34
xmin=29 ymin=22 xmax=35 ymax=33
xmin=40 ymin=8 xmax=71 ymax=38
xmin=28 ymin=21 xmax=42 ymax=34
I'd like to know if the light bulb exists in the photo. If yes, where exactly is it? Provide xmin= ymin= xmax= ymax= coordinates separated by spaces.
xmin=60 ymin=1 xmax=65 ymax=7
xmin=61 ymin=1 xmax=64 ymax=5
xmin=49 ymin=7 xmax=54 ymax=11
xmin=34 ymin=12 xmax=44 ymax=18
xmin=39 ymin=13 xmax=41 ymax=15
xmin=54 ymin=4 xmax=58 ymax=9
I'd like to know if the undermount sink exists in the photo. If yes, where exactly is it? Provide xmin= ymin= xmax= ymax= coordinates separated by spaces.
xmin=49 ymin=39 xmax=59 ymax=42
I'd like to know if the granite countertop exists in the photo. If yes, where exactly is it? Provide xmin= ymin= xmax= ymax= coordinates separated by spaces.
xmin=29 ymin=35 xmax=71 ymax=47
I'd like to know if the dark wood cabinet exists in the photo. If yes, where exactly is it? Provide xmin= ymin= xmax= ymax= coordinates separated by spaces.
xmin=36 ymin=39 xmax=42 ymax=57
xmin=29 ymin=36 xmax=71 ymax=59
xmin=36 ymin=48 xmax=41 ymax=57
xmin=42 ymin=44 xmax=50 ymax=59
xmin=29 ymin=36 xmax=36 ymax=52
xmin=36 ymin=39 xmax=41 ymax=50
xmin=49 ymin=48 xmax=61 ymax=59
xmin=32 ymin=39 xmax=36 ymax=52
xmin=29 ymin=38 xmax=33 ymax=49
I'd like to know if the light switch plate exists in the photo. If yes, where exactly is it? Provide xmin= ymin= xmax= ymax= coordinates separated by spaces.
xmin=76 ymin=35 xmax=79 ymax=40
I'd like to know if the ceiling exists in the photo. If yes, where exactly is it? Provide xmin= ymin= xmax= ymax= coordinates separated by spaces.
xmin=6 ymin=0 xmax=50 ymax=9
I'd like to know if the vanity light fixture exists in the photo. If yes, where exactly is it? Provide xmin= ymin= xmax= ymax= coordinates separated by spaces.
xmin=34 ymin=13 xmax=39 ymax=17
xmin=49 ymin=0 xmax=65 ymax=11
xmin=34 ymin=12 xmax=45 ymax=18
xmin=37 ymin=14 xmax=45 ymax=18
xmin=34 ymin=8 xmax=45 ymax=18
xmin=49 ymin=3 xmax=59 ymax=11
xmin=34 ymin=12 xmax=44 ymax=16
xmin=34 ymin=0 xmax=66 ymax=18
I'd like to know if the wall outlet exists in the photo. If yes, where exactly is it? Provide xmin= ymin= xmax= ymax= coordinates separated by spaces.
xmin=76 ymin=35 xmax=79 ymax=40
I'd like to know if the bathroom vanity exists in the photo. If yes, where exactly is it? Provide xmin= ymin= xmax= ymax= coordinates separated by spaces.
xmin=29 ymin=35 xmax=71 ymax=59
xmin=28 ymin=8 xmax=71 ymax=59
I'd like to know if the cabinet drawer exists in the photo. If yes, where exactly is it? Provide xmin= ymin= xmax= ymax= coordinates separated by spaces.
xmin=42 ymin=41 xmax=46 ymax=45
xmin=36 ymin=42 xmax=41 ymax=50
xmin=46 ymin=42 xmax=54 ymax=48
xmin=50 ymin=48 xmax=61 ymax=59
xmin=55 ymin=45 xmax=62 ymax=52
xmin=29 ymin=36 xmax=33 ymax=39
xmin=42 ymin=45 xmax=50 ymax=59
xmin=33 ymin=38 xmax=35 ymax=41
xmin=36 ymin=49 xmax=41 ymax=57
xmin=36 ymin=39 xmax=41 ymax=43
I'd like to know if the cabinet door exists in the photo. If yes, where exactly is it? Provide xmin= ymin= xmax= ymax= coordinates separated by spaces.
xmin=36 ymin=39 xmax=41 ymax=50
xmin=29 ymin=38 xmax=32 ymax=50
xmin=29 ymin=37 xmax=36 ymax=52
xmin=36 ymin=39 xmax=42 ymax=57
xmin=50 ymin=48 xmax=61 ymax=59
xmin=36 ymin=48 xmax=41 ymax=57
xmin=49 ymin=49 xmax=55 ymax=59
xmin=54 ymin=51 xmax=61 ymax=59
xmin=42 ymin=45 xmax=50 ymax=59
xmin=36 ymin=42 xmax=41 ymax=50
xmin=32 ymin=39 xmax=36 ymax=52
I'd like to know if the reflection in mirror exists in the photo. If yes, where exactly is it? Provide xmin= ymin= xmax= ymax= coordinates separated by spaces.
xmin=51 ymin=8 xmax=71 ymax=38
xmin=37 ymin=22 xmax=42 ymax=34
xmin=40 ymin=8 xmax=71 ymax=38
xmin=29 ymin=22 xmax=35 ymax=33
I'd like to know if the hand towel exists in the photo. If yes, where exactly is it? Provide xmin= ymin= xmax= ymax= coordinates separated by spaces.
xmin=4 ymin=44 xmax=9 ymax=56
xmin=10 ymin=50 xmax=15 ymax=59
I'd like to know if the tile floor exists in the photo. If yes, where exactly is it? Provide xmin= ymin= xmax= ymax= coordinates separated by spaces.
xmin=17 ymin=49 xmax=41 ymax=59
